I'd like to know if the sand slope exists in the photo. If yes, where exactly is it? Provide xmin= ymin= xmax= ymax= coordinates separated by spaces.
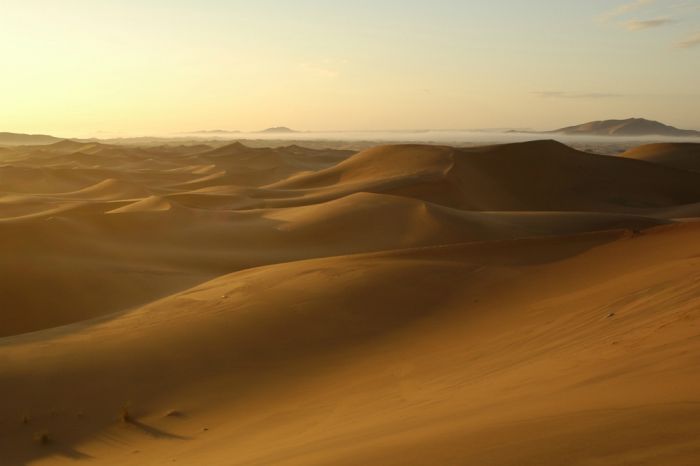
xmin=1 ymin=140 xmax=700 ymax=465
xmin=269 ymin=141 xmax=700 ymax=211
xmin=621 ymin=142 xmax=700 ymax=172
xmin=2 ymin=225 xmax=700 ymax=465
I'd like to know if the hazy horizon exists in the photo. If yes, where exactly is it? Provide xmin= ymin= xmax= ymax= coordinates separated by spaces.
xmin=2 ymin=0 xmax=699 ymax=137
xmin=7 ymin=118 xmax=700 ymax=142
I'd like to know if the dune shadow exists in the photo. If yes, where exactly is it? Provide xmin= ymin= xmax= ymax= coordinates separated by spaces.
xmin=9 ymin=444 xmax=94 ymax=466
xmin=53 ymin=445 xmax=94 ymax=461
xmin=128 ymin=420 xmax=190 ymax=440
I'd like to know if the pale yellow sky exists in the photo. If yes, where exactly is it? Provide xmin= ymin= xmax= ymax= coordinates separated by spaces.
xmin=1 ymin=0 xmax=699 ymax=137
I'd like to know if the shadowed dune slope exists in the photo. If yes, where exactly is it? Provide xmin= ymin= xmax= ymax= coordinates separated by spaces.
xmin=621 ymin=143 xmax=700 ymax=172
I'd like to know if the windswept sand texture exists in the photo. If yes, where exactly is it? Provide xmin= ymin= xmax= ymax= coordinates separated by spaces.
xmin=2 ymin=140 xmax=700 ymax=465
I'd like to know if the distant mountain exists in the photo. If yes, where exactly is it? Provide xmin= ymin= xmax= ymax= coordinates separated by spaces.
xmin=259 ymin=127 xmax=298 ymax=134
xmin=0 ymin=132 xmax=62 ymax=145
xmin=550 ymin=118 xmax=700 ymax=137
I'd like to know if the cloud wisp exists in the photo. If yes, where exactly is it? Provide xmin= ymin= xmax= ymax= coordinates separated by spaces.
xmin=676 ymin=31 xmax=700 ymax=48
xmin=625 ymin=17 xmax=675 ymax=30
xmin=598 ymin=1 xmax=700 ymax=50
xmin=297 ymin=59 xmax=348 ymax=79
xmin=534 ymin=91 xmax=624 ymax=100
xmin=598 ymin=0 xmax=656 ymax=23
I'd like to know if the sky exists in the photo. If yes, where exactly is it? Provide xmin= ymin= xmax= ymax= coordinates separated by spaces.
xmin=1 ymin=0 xmax=699 ymax=137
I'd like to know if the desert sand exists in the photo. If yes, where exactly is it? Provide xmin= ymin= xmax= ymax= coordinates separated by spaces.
xmin=621 ymin=143 xmax=700 ymax=172
xmin=2 ymin=140 xmax=700 ymax=465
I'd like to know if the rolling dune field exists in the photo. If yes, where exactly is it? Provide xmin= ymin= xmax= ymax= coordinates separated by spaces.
xmin=2 ymin=140 xmax=700 ymax=465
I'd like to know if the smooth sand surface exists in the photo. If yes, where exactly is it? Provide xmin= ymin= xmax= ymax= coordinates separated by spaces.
xmin=2 ymin=140 xmax=700 ymax=465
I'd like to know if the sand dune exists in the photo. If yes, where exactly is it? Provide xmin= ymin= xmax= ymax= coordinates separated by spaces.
xmin=0 ymin=131 xmax=61 ymax=145
xmin=186 ymin=142 xmax=353 ymax=187
xmin=621 ymin=142 xmax=700 ymax=172
xmin=106 ymin=195 xmax=175 ymax=214
xmin=1 ymin=140 xmax=700 ymax=465
xmin=0 ymin=189 xmax=670 ymax=336
xmin=270 ymin=141 xmax=700 ymax=211
xmin=59 ymin=179 xmax=152 ymax=201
